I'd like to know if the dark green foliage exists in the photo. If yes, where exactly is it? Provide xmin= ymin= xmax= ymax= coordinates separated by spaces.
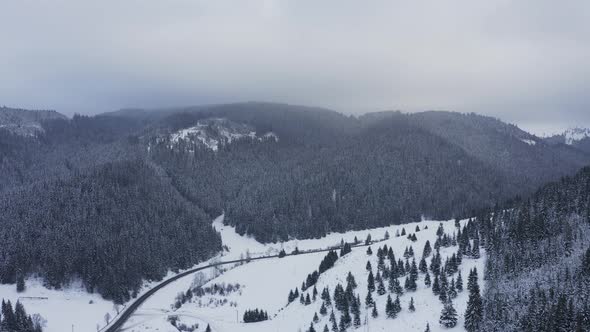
xmin=440 ymin=301 xmax=458 ymax=328
xmin=0 ymin=300 xmax=42 ymax=332
xmin=243 ymin=309 xmax=269 ymax=323
xmin=319 ymin=251 xmax=339 ymax=274
xmin=0 ymin=160 xmax=221 ymax=303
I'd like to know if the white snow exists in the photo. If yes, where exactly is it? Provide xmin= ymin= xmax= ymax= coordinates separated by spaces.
xmin=122 ymin=217 xmax=486 ymax=332
xmin=520 ymin=138 xmax=536 ymax=146
xmin=0 ymin=279 xmax=116 ymax=332
xmin=564 ymin=127 xmax=590 ymax=145
xmin=0 ymin=214 xmax=484 ymax=332
xmin=168 ymin=118 xmax=278 ymax=152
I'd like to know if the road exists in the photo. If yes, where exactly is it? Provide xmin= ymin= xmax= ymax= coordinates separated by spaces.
xmin=105 ymin=241 xmax=379 ymax=332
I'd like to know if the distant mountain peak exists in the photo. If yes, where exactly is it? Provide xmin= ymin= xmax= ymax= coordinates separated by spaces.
xmin=563 ymin=127 xmax=590 ymax=145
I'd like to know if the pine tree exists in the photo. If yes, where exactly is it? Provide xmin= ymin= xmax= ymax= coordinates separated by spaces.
xmin=385 ymin=295 xmax=396 ymax=318
xmin=329 ymin=310 xmax=336 ymax=323
xmin=346 ymin=272 xmax=357 ymax=289
xmin=464 ymin=271 xmax=483 ymax=332
xmin=419 ymin=257 xmax=428 ymax=273
xmin=424 ymin=271 xmax=431 ymax=288
xmin=320 ymin=302 xmax=328 ymax=316
xmin=377 ymin=277 xmax=386 ymax=295
xmin=353 ymin=309 xmax=361 ymax=328
xmin=205 ymin=324 xmax=212 ymax=332
xmin=365 ymin=234 xmax=372 ymax=245
xmin=456 ymin=271 xmax=463 ymax=292
xmin=330 ymin=310 xmax=338 ymax=332
xmin=306 ymin=293 xmax=312 ymax=305
xmin=409 ymin=297 xmax=416 ymax=312
xmin=448 ymin=278 xmax=457 ymax=299
xmin=309 ymin=322 xmax=316 ymax=332
xmin=324 ymin=324 xmax=330 ymax=332
xmin=439 ymin=301 xmax=458 ymax=328
xmin=313 ymin=312 xmax=320 ymax=323
xmin=393 ymin=296 xmax=402 ymax=314
xmin=436 ymin=223 xmax=444 ymax=237
xmin=367 ymin=271 xmax=375 ymax=292
xmin=423 ymin=240 xmax=432 ymax=258
xmin=365 ymin=291 xmax=374 ymax=307
xmin=425 ymin=323 xmax=431 ymax=332
xmin=432 ymin=273 xmax=440 ymax=295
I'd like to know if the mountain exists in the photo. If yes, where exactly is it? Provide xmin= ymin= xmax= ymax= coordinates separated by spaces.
xmin=1 ymin=103 xmax=590 ymax=303
xmin=545 ymin=127 xmax=590 ymax=153
xmin=0 ymin=106 xmax=67 ymax=137
xmin=476 ymin=165 xmax=590 ymax=331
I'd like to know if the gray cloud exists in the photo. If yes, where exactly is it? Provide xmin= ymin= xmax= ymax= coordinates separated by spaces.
xmin=1 ymin=0 xmax=589 ymax=134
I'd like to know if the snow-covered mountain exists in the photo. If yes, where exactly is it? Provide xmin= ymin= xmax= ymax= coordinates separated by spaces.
xmin=545 ymin=127 xmax=590 ymax=145
xmin=162 ymin=118 xmax=278 ymax=152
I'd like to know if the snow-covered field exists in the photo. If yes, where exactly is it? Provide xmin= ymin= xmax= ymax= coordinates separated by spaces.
xmin=0 ymin=215 xmax=484 ymax=332
xmin=123 ymin=217 xmax=485 ymax=332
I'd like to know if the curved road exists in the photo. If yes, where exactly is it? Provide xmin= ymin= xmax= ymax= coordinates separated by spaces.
xmin=106 ymin=241 xmax=378 ymax=332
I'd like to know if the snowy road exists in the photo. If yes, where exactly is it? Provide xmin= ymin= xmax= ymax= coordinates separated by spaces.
xmin=106 ymin=241 xmax=379 ymax=332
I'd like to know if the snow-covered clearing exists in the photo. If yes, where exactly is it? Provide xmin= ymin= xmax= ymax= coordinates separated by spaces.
xmin=0 ymin=215 xmax=483 ymax=332
xmin=123 ymin=217 xmax=485 ymax=332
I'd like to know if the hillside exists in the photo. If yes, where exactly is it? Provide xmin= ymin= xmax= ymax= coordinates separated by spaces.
xmin=476 ymin=165 xmax=590 ymax=331
xmin=0 ymin=106 xmax=67 ymax=136
xmin=118 ymin=216 xmax=484 ymax=332
xmin=1 ymin=103 xmax=589 ymax=303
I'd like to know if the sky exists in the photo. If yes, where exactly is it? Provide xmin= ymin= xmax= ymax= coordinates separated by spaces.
xmin=1 ymin=0 xmax=589 ymax=135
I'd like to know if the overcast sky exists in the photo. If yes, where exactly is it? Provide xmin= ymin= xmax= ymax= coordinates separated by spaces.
xmin=1 ymin=0 xmax=589 ymax=135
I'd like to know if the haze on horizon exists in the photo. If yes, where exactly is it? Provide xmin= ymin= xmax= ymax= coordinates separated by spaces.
xmin=1 ymin=0 xmax=589 ymax=135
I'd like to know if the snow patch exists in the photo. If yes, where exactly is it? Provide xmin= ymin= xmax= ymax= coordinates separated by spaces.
xmin=167 ymin=118 xmax=278 ymax=152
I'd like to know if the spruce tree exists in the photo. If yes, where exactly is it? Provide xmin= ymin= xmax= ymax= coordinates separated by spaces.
xmin=320 ymin=302 xmax=328 ymax=316
xmin=456 ymin=271 xmax=463 ymax=292
xmin=448 ymin=278 xmax=457 ymax=299
xmin=306 ymin=293 xmax=312 ymax=305
xmin=324 ymin=324 xmax=330 ymax=332
xmin=313 ymin=312 xmax=320 ymax=323
xmin=331 ymin=317 xmax=338 ymax=332
xmin=432 ymin=274 xmax=440 ymax=295
xmin=393 ymin=296 xmax=401 ymax=314
xmin=371 ymin=303 xmax=378 ymax=318
xmin=409 ymin=297 xmax=415 ymax=312
xmin=365 ymin=291 xmax=374 ymax=307
xmin=439 ymin=300 xmax=458 ymax=328
xmin=464 ymin=271 xmax=483 ymax=332
xmin=425 ymin=323 xmax=431 ymax=332
xmin=423 ymin=240 xmax=432 ymax=258
xmin=419 ymin=257 xmax=428 ymax=273
xmin=367 ymin=271 xmax=375 ymax=292
xmin=377 ymin=277 xmax=386 ymax=295
xmin=309 ymin=322 xmax=316 ymax=332
xmin=205 ymin=324 xmax=212 ymax=332
xmin=385 ymin=295 xmax=396 ymax=318
xmin=424 ymin=271 xmax=431 ymax=287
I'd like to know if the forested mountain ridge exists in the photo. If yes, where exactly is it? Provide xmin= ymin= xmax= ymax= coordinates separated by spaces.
xmin=0 ymin=106 xmax=67 ymax=137
xmin=472 ymin=166 xmax=590 ymax=331
xmin=1 ymin=102 xmax=590 ymax=302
